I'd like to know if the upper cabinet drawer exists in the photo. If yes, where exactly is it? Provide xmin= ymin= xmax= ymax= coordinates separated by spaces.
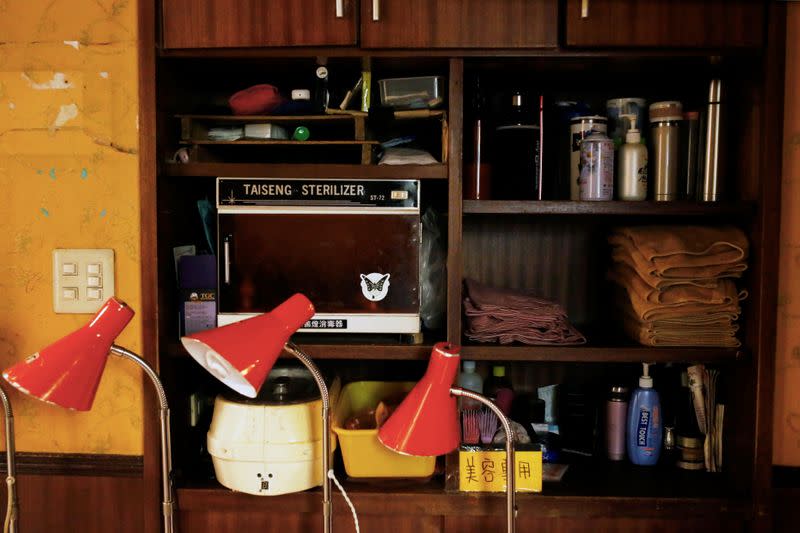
xmin=162 ymin=0 xmax=358 ymax=48
xmin=361 ymin=0 xmax=558 ymax=48
xmin=565 ymin=0 xmax=765 ymax=48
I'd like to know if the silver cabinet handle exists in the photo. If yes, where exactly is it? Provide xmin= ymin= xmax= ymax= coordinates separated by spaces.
xmin=223 ymin=236 xmax=231 ymax=285
xmin=372 ymin=0 xmax=380 ymax=21
xmin=335 ymin=0 xmax=344 ymax=18
xmin=581 ymin=0 xmax=589 ymax=18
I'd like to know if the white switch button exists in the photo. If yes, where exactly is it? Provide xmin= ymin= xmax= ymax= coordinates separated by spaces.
xmin=62 ymin=288 xmax=78 ymax=300
xmin=87 ymin=276 xmax=102 ymax=288
xmin=87 ymin=263 xmax=101 ymax=275
xmin=62 ymin=263 xmax=77 ymax=276
xmin=87 ymin=288 xmax=102 ymax=301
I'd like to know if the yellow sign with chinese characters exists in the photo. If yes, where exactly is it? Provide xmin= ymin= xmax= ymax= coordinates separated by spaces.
xmin=458 ymin=449 xmax=542 ymax=493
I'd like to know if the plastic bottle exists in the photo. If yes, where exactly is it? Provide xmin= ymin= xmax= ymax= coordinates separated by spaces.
xmin=616 ymin=114 xmax=648 ymax=201
xmin=626 ymin=363 xmax=662 ymax=466
xmin=457 ymin=360 xmax=483 ymax=410
xmin=484 ymin=365 xmax=514 ymax=416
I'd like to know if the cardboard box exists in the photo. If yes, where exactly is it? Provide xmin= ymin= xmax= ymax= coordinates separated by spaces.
xmin=178 ymin=255 xmax=216 ymax=337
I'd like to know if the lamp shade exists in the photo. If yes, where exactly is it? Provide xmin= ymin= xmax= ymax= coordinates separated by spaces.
xmin=181 ymin=293 xmax=314 ymax=398
xmin=3 ymin=297 xmax=134 ymax=411
xmin=378 ymin=342 xmax=461 ymax=456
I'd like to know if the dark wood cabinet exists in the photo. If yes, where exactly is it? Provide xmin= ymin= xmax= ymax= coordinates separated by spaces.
xmin=360 ymin=0 xmax=557 ymax=48
xmin=143 ymin=1 xmax=788 ymax=531
xmin=565 ymin=0 xmax=765 ymax=48
xmin=161 ymin=0 xmax=357 ymax=48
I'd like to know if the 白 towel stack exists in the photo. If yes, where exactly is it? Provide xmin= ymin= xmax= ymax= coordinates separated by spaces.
xmin=463 ymin=279 xmax=585 ymax=345
xmin=608 ymin=226 xmax=748 ymax=347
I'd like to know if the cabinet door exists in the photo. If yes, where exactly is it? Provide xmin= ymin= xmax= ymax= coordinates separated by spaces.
xmin=565 ymin=0 xmax=764 ymax=48
xmin=361 ymin=0 xmax=557 ymax=48
xmin=162 ymin=0 xmax=357 ymax=48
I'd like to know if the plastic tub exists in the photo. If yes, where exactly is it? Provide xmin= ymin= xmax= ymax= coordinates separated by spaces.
xmin=378 ymin=76 xmax=445 ymax=109
xmin=333 ymin=381 xmax=436 ymax=478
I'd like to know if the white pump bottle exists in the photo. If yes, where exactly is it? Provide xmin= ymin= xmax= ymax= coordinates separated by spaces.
xmin=616 ymin=114 xmax=648 ymax=201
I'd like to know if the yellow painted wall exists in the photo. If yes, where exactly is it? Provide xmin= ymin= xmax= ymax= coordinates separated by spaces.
xmin=775 ymin=3 xmax=800 ymax=467
xmin=0 ymin=0 xmax=143 ymax=454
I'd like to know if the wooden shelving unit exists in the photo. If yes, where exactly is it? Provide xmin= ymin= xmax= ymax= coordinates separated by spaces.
xmin=143 ymin=3 xmax=786 ymax=532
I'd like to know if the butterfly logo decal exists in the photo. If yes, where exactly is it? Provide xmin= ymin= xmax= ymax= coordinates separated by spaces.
xmin=360 ymin=273 xmax=391 ymax=302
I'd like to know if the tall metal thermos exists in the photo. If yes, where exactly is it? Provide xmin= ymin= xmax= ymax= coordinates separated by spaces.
xmin=649 ymin=101 xmax=683 ymax=202
xmin=700 ymin=79 xmax=724 ymax=202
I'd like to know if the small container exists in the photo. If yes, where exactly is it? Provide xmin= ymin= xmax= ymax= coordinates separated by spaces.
xmin=606 ymin=97 xmax=647 ymax=148
xmin=332 ymin=381 xmax=436 ymax=478
xmin=378 ymin=76 xmax=444 ymax=109
xmin=493 ymin=92 xmax=541 ymax=200
xmin=606 ymin=386 xmax=628 ymax=461
xmin=649 ymin=101 xmax=683 ymax=201
xmin=457 ymin=360 xmax=484 ymax=410
xmin=569 ymin=116 xmax=608 ymax=200
xmin=484 ymin=365 xmax=514 ymax=416
xmin=616 ymin=114 xmax=648 ymax=201
xmin=682 ymin=111 xmax=700 ymax=200
xmin=579 ymin=131 xmax=615 ymax=201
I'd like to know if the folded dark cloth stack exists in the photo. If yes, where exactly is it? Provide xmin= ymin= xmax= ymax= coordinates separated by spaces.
xmin=608 ymin=226 xmax=748 ymax=347
xmin=463 ymin=279 xmax=586 ymax=345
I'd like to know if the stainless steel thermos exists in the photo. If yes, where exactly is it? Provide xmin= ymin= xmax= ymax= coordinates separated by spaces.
xmin=701 ymin=79 xmax=724 ymax=202
xmin=649 ymin=101 xmax=683 ymax=202
xmin=607 ymin=386 xmax=628 ymax=461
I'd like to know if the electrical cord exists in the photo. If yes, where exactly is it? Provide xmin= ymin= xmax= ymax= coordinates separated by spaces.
xmin=327 ymin=470 xmax=360 ymax=533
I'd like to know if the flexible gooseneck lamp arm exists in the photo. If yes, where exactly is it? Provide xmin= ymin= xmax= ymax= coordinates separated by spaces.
xmin=0 ymin=386 xmax=17 ymax=533
xmin=284 ymin=342 xmax=332 ymax=533
xmin=449 ymin=387 xmax=516 ymax=533
xmin=109 ymin=345 xmax=174 ymax=533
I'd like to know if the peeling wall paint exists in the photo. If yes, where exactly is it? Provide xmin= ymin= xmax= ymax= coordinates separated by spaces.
xmin=0 ymin=0 xmax=142 ymax=455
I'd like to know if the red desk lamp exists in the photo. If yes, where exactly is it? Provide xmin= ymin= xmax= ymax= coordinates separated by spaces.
xmin=2 ymin=298 xmax=175 ymax=533
xmin=180 ymin=293 xmax=334 ymax=533
xmin=378 ymin=342 xmax=517 ymax=533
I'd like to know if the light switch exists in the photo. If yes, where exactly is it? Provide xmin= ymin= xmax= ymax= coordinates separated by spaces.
xmin=53 ymin=249 xmax=115 ymax=313
xmin=62 ymin=287 xmax=78 ymax=300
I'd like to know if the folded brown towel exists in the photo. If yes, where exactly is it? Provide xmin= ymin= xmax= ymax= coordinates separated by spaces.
xmin=622 ymin=319 xmax=741 ymax=347
xmin=608 ymin=263 xmax=739 ymax=305
xmin=610 ymin=232 xmax=747 ymax=282
xmin=464 ymin=279 xmax=586 ymax=345
xmin=614 ymin=290 xmax=741 ymax=322
xmin=613 ymin=225 xmax=748 ymax=268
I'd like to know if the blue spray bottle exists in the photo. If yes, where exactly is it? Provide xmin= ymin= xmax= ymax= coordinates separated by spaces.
xmin=627 ymin=363 xmax=662 ymax=466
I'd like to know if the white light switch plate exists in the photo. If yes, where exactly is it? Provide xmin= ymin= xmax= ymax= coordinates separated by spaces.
xmin=53 ymin=249 xmax=115 ymax=313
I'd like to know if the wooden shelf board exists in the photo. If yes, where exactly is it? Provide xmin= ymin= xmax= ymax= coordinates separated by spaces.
xmin=162 ymin=163 xmax=448 ymax=179
xmin=176 ymin=114 xmax=355 ymax=122
xmin=181 ymin=139 xmax=379 ymax=146
xmin=175 ymin=479 xmax=751 ymax=519
xmin=166 ymin=339 xmax=743 ymax=363
xmin=460 ymin=344 xmax=745 ymax=363
xmin=463 ymin=200 xmax=755 ymax=216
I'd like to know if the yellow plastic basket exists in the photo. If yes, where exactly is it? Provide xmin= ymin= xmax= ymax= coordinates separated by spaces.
xmin=332 ymin=381 xmax=437 ymax=478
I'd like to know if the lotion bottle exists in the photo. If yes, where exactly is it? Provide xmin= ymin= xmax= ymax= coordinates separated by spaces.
xmin=457 ymin=360 xmax=483 ymax=410
xmin=627 ymin=363 xmax=662 ymax=466
xmin=617 ymin=114 xmax=648 ymax=201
